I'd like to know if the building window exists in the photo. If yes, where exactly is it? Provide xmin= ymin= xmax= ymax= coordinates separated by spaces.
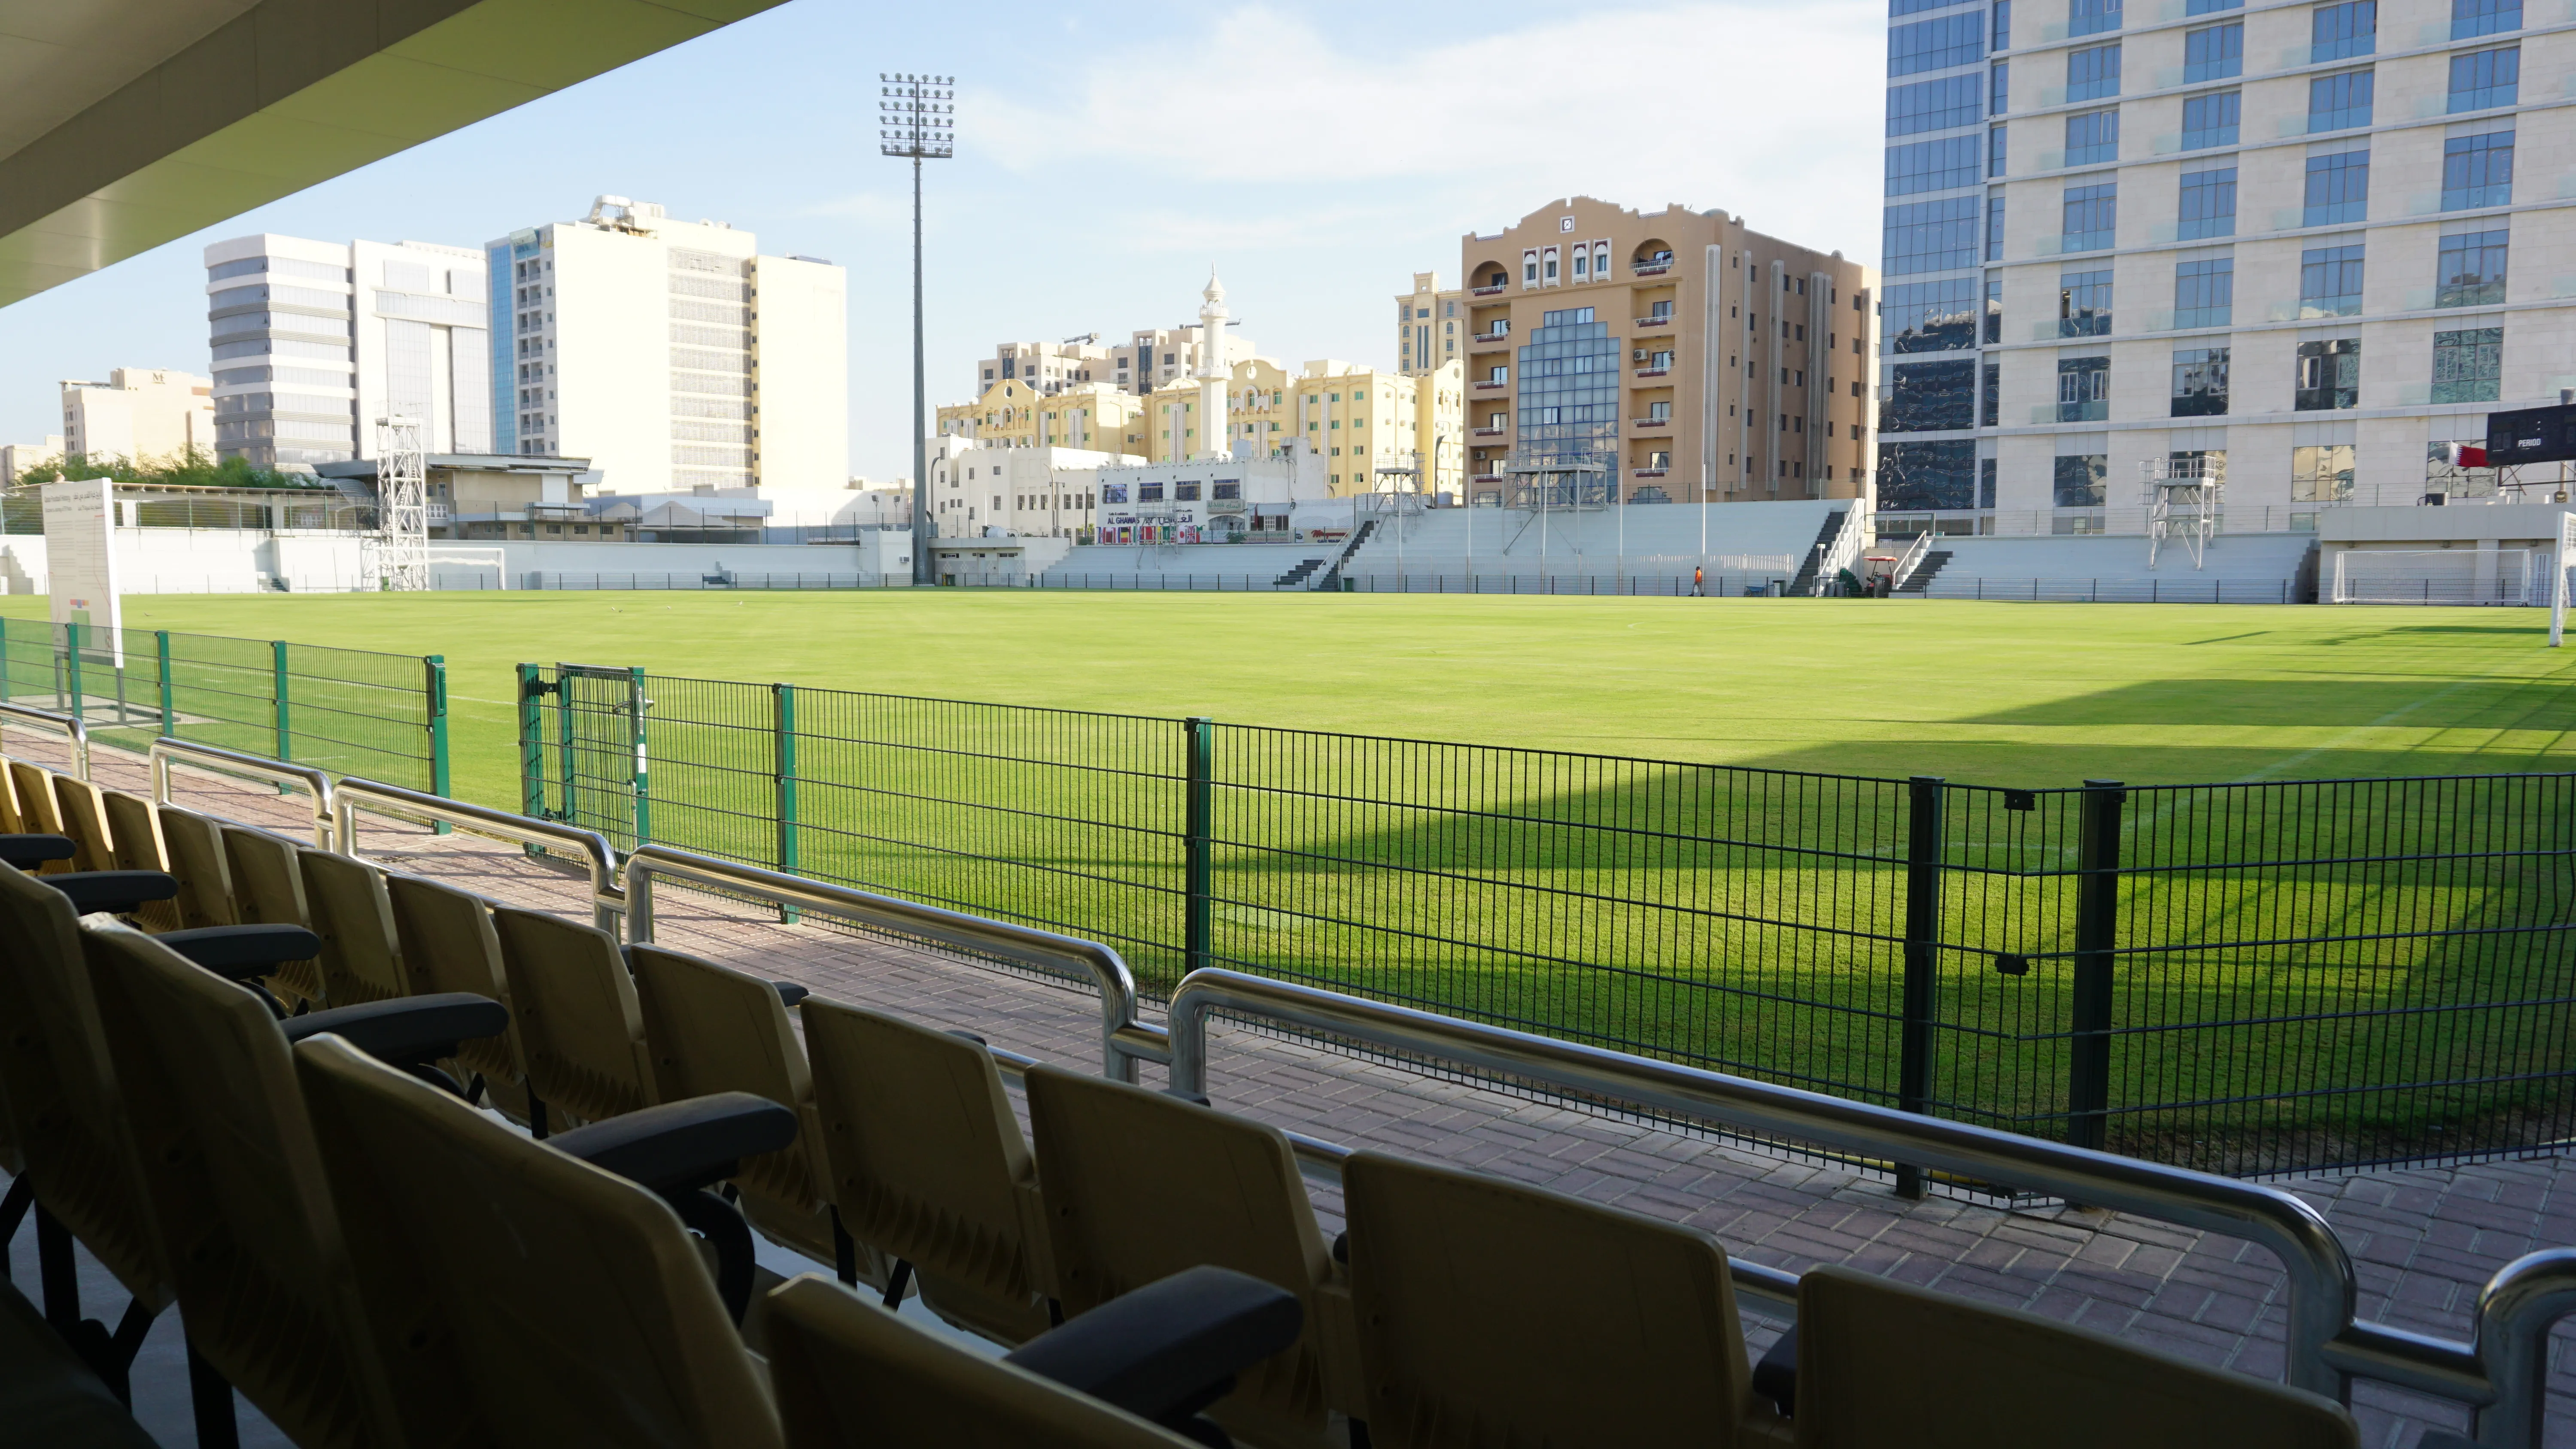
xmin=1884 ymin=196 xmax=1984 ymax=275
xmin=1887 ymin=135 xmax=1985 ymax=196
xmin=2442 ymin=132 xmax=2514 ymax=210
xmin=2436 ymin=228 xmax=2510 ymax=307
xmin=2448 ymin=47 xmax=2518 ymax=112
xmin=1885 ymin=279 xmax=1981 ymax=353
xmin=2311 ymin=1 xmax=2376 ymax=61
xmin=2057 ymin=356 xmax=2110 ymax=421
xmin=2300 ymin=243 xmax=2365 ymax=316
xmin=2061 ymin=182 xmax=2117 ymax=252
xmin=1890 ymin=12 xmax=1987 ymax=77
xmin=2058 ymin=269 xmax=2113 ymax=336
xmin=2174 ymin=257 xmax=2235 ymax=327
xmin=1889 ymin=73 xmax=1985 ymax=135
xmin=2292 ymin=443 xmax=2355 ymax=501
xmin=2054 ymin=452 xmax=2108 ymax=506
xmin=1886 ymin=359 xmax=1979 ymax=432
xmin=1992 ymin=0 xmax=2013 ymax=45
xmin=2185 ymin=22 xmax=2243 ymax=79
xmin=2308 ymin=69 xmax=2374 ymax=131
xmin=1991 ymin=61 xmax=2010 ymax=115
xmin=1981 ymin=361 xmax=2001 ymax=426
xmin=1989 ymin=124 xmax=2009 ymax=177
xmin=2064 ymin=108 xmax=2119 ymax=165
xmin=2433 ymin=327 xmax=2504 ymax=403
xmin=2071 ymin=0 xmax=2122 ymax=38
xmin=1879 ymin=440 xmax=1978 ymax=509
xmin=2295 ymin=339 xmax=2361 ymax=409
xmin=2452 ymin=0 xmax=2520 ymax=38
xmin=2066 ymin=43 xmax=2122 ymax=101
xmin=1986 ymin=194 xmax=2007 ymax=261
xmin=2188 ymin=0 xmax=2242 ymax=12
xmin=2303 ymin=150 xmax=2369 ymax=227
xmin=1984 ymin=278 xmax=2004 ymax=343
xmin=2171 ymin=347 xmax=2230 ymax=415
xmin=2178 ymin=167 xmax=2237 ymax=239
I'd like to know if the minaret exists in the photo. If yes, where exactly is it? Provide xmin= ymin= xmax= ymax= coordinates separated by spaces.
xmin=1194 ymin=268 xmax=1230 ymax=461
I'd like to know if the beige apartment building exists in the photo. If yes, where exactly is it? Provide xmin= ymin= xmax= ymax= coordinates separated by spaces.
xmin=937 ymin=379 xmax=1151 ymax=454
xmin=1137 ymin=357 xmax=1466 ymax=496
xmin=1395 ymin=271 xmax=1467 ymax=376
xmin=60 ymin=368 xmax=216 ymax=466
xmin=1458 ymin=197 xmax=1877 ymax=505
xmin=972 ymin=323 xmax=1259 ymax=399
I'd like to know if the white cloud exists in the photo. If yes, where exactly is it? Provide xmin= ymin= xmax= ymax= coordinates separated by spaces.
xmin=972 ymin=0 xmax=1886 ymax=260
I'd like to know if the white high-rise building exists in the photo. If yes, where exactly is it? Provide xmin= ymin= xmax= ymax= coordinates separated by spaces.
xmin=1877 ymin=0 xmax=2576 ymax=523
xmin=488 ymin=196 xmax=848 ymax=493
xmin=202 ymin=234 xmax=492 ymax=469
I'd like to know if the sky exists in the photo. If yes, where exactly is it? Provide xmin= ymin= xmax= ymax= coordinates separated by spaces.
xmin=0 ymin=0 xmax=1884 ymax=487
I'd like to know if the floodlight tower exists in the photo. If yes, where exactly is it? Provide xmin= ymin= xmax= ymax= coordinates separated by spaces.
xmin=882 ymin=73 xmax=954 ymax=587
xmin=374 ymin=414 xmax=428 ymax=590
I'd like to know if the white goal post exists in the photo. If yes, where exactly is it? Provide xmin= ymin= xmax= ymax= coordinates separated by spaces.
xmin=2330 ymin=549 xmax=2537 ymax=606
xmin=2554 ymin=511 xmax=2575 ymax=646
xmin=424 ymin=546 xmax=510 ymax=589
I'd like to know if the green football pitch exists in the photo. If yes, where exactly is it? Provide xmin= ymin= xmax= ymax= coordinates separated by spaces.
xmin=6 ymin=590 xmax=2573 ymax=805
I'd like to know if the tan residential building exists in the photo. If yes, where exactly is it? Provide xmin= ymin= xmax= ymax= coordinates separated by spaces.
xmin=971 ymin=322 xmax=1259 ymax=399
xmin=1458 ymin=197 xmax=1877 ymax=505
xmin=0 ymin=435 xmax=64 ymax=485
xmin=60 ymin=368 xmax=216 ymax=465
xmin=937 ymin=379 xmax=1151 ymax=455
xmin=1143 ymin=356 xmax=1465 ymax=497
xmin=1394 ymin=271 xmax=1467 ymax=376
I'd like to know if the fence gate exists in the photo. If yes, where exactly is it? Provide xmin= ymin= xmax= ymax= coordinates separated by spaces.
xmin=521 ymin=663 xmax=650 ymax=852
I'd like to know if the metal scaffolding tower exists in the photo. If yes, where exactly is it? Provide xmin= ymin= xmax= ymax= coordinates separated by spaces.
xmin=2142 ymin=453 xmax=2224 ymax=571
xmin=374 ymin=414 xmax=429 ymax=591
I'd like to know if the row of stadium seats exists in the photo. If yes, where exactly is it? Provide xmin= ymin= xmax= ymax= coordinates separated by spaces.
xmin=0 ymin=751 xmax=2368 ymax=1448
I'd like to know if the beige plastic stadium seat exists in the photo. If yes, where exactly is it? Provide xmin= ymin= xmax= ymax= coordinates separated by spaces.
xmin=1791 ymin=1263 xmax=2357 ymax=1449
xmin=801 ymin=999 xmax=1053 ymax=1343
xmin=0 ymin=865 xmax=173 ymax=1318
xmin=0 ymin=753 xmax=23 ymax=833
xmin=296 ymin=848 xmax=407 ymax=1006
xmin=50 ymin=775 xmax=118 ymax=874
xmin=382 ymin=874 xmax=535 ymax=1124
xmin=219 ymin=823 xmax=325 ymax=1008
xmin=1025 ymin=1065 xmax=1360 ymax=1449
xmin=154 ymin=804 xmax=242 ymax=930
xmin=98 ymin=791 xmax=179 ymax=931
xmin=292 ymin=1033 xmax=784 ymax=1449
xmin=1340 ymin=1149 xmax=1787 ymax=1448
xmin=766 ymin=1275 xmax=1205 ymax=1449
xmin=9 ymin=760 xmax=70 ymax=870
xmin=490 ymin=905 xmax=658 ymax=1130
xmin=625 ymin=943 xmax=854 ymax=1274
xmin=80 ymin=922 xmax=440 ymax=1448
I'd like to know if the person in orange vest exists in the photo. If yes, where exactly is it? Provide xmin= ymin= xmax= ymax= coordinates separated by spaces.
xmin=1692 ymin=564 xmax=1705 ymax=597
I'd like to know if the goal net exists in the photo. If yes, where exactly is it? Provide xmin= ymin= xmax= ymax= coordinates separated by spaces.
xmin=2330 ymin=549 xmax=2537 ymax=606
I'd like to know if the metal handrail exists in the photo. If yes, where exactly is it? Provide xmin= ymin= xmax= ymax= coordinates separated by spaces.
xmin=622 ymin=844 xmax=1170 ymax=1082
xmin=1886 ymin=530 xmax=1935 ymax=590
xmin=149 ymin=737 xmax=334 ymax=849
xmin=333 ymin=779 xmax=623 ymax=934
xmin=0 ymin=702 xmax=89 ymax=779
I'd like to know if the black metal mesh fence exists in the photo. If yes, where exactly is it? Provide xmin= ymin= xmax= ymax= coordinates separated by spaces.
xmin=516 ymin=663 xmax=2576 ymax=1179
xmin=0 ymin=618 xmax=444 ymax=791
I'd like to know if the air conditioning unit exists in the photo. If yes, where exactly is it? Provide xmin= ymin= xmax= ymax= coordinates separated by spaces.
xmin=1632 ymin=349 xmax=1649 ymax=362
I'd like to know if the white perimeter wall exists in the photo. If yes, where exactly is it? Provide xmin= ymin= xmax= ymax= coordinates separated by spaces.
xmin=0 ymin=530 xmax=909 ymax=593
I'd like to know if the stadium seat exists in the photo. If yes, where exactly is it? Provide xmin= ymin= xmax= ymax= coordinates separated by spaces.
xmin=0 ymin=755 xmax=23 ymax=833
xmin=1024 ymin=1065 xmax=1361 ymax=1449
xmin=152 ymin=805 xmax=241 ymax=931
xmin=77 ymin=919 xmax=507 ymax=1446
xmin=296 ymin=847 xmax=409 ymax=1006
xmin=489 ymin=905 xmax=658 ymax=1131
xmin=625 ymin=943 xmax=875 ymax=1285
xmin=217 ymin=823 xmax=325 ymax=1009
xmin=800 ymin=998 xmax=1054 ymax=1342
xmin=8 ymin=761 xmax=70 ymax=868
xmin=0 ymin=864 xmax=176 ymax=1406
xmin=381 ymin=873 xmax=537 ymax=1123
xmin=96 ymin=792 xmax=177 ymax=931
xmin=1338 ymin=1148 xmax=1786 ymax=1447
xmin=1789 ymin=1263 xmax=2357 ymax=1449
xmin=49 ymin=776 xmax=118 ymax=875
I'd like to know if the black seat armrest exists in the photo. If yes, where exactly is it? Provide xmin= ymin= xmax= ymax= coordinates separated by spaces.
xmin=544 ymin=1092 xmax=797 ymax=1194
xmin=45 ymin=871 xmax=179 ymax=916
xmin=0 ymin=834 xmax=76 ymax=870
xmin=158 ymin=925 xmax=322 ymax=979
xmin=1003 ymin=1266 xmax=1302 ymax=1429
xmin=283 ymin=993 xmax=509 ymax=1067
xmin=1751 ymin=1324 xmax=1797 ymax=1419
xmin=769 ymin=981 xmax=809 ymax=1008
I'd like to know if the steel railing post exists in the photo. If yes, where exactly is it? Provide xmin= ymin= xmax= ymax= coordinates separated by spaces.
xmin=774 ymin=682 xmax=799 ymax=924
xmin=1896 ymin=775 xmax=1945 ymax=1198
xmin=1185 ymin=716 xmax=1214 ymax=978
xmin=2068 ymin=780 xmax=2126 ymax=1152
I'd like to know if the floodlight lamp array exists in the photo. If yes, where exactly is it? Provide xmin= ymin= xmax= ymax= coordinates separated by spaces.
xmin=878 ymin=72 xmax=957 ymax=159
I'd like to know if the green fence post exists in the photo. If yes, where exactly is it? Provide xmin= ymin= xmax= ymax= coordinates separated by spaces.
xmin=629 ymin=665 xmax=651 ymax=846
xmin=1184 ymin=716 xmax=1214 ymax=979
xmin=517 ymin=664 xmax=548 ymax=821
xmin=156 ymin=631 xmax=174 ymax=738
xmin=64 ymin=621 xmax=84 ymax=723
xmin=1 ymin=616 xmax=13 ymax=702
xmin=774 ymin=683 xmax=799 ymax=923
xmin=1895 ymin=775 xmax=1946 ymax=1200
xmin=426 ymin=655 xmax=452 ymax=834
xmin=2067 ymin=780 xmax=2126 ymax=1153
xmin=271 ymin=639 xmax=291 ymax=764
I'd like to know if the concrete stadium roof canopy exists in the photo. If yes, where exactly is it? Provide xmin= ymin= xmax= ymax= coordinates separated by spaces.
xmin=0 ymin=0 xmax=788 ymax=308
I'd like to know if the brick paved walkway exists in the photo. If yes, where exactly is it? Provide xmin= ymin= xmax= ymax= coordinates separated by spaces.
xmin=55 ymin=742 xmax=2576 ymax=1448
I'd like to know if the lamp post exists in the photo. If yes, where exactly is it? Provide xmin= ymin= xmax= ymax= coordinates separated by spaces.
xmin=881 ymin=73 xmax=954 ymax=586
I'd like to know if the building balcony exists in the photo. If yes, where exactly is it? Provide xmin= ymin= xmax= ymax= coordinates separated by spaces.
xmin=1630 ymin=261 xmax=1673 ymax=277
xmin=1633 ymin=315 xmax=1672 ymax=329
xmin=1473 ymin=379 xmax=1510 ymax=391
xmin=1630 ymin=417 xmax=1670 ymax=429
xmin=1633 ymin=367 xmax=1669 ymax=379
xmin=1470 ymin=331 xmax=1511 ymax=347
xmin=1631 ymin=467 xmax=1669 ymax=478
xmin=1469 ymin=284 xmax=1507 ymax=296
xmin=1469 ymin=472 xmax=1504 ymax=485
xmin=1470 ymin=426 xmax=1507 ymax=439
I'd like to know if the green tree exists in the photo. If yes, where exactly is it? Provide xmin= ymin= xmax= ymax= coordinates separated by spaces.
xmin=11 ymin=447 xmax=326 ymax=490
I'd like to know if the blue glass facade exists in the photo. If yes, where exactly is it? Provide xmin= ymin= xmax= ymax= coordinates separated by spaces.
xmin=1514 ymin=307 xmax=1620 ymax=482
xmin=486 ymin=242 xmax=516 ymax=455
